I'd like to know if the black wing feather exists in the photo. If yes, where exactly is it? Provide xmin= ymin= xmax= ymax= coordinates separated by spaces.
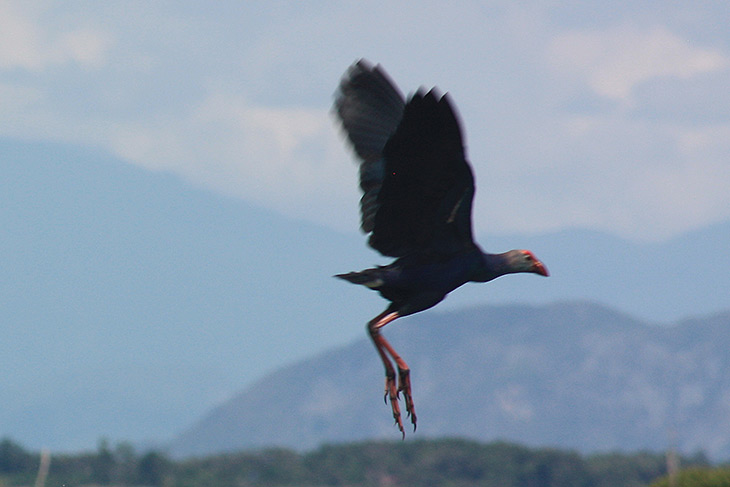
xmin=334 ymin=61 xmax=476 ymax=258
xmin=334 ymin=60 xmax=405 ymax=233
xmin=371 ymin=89 xmax=476 ymax=257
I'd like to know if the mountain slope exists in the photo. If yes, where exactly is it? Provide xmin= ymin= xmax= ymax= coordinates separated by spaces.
xmin=171 ymin=302 xmax=730 ymax=459
xmin=0 ymin=139 xmax=376 ymax=450
xmin=3 ymin=137 xmax=730 ymax=451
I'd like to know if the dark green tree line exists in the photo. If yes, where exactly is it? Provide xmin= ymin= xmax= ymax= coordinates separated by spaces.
xmin=0 ymin=436 xmax=714 ymax=487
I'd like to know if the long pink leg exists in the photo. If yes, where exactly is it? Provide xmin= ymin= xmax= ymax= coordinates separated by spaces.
xmin=367 ymin=310 xmax=417 ymax=437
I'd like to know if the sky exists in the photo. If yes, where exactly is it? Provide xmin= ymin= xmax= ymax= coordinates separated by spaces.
xmin=2 ymin=1 xmax=729 ymax=244
xmin=3 ymin=0 xmax=730 ymax=451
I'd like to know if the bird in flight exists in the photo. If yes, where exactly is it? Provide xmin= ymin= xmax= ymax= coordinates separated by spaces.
xmin=333 ymin=60 xmax=549 ymax=437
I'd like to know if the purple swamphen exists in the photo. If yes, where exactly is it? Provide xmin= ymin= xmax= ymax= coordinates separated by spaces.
xmin=333 ymin=60 xmax=549 ymax=436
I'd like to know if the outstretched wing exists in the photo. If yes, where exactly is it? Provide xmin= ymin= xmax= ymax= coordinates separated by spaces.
xmin=334 ymin=59 xmax=405 ymax=233
xmin=334 ymin=60 xmax=476 ymax=258
xmin=370 ymin=89 xmax=476 ymax=257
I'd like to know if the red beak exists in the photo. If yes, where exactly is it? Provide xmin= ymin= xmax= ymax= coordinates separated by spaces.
xmin=533 ymin=260 xmax=549 ymax=277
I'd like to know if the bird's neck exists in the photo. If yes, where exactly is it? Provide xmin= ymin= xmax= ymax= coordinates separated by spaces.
xmin=471 ymin=251 xmax=515 ymax=283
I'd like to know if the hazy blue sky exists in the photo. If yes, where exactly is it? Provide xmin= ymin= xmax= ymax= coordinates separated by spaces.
xmin=2 ymin=1 xmax=729 ymax=242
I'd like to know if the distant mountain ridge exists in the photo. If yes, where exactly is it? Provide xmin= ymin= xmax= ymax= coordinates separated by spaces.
xmin=3 ymin=137 xmax=730 ymax=451
xmin=171 ymin=301 xmax=730 ymax=459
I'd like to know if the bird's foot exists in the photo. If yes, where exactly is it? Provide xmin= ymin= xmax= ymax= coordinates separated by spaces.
xmin=383 ymin=368 xmax=416 ymax=437
xmin=383 ymin=372 xmax=405 ymax=437
xmin=398 ymin=367 xmax=417 ymax=432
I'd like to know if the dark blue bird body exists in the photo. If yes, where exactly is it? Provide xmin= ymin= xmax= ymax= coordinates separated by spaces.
xmin=341 ymin=250 xmax=478 ymax=314
xmin=338 ymin=247 xmax=517 ymax=317
xmin=333 ymin=60 xmax=548 ymax=436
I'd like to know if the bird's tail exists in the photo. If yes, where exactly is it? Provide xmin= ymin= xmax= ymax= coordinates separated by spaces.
xmin=335 ymin=268 xmax=384 ymax=289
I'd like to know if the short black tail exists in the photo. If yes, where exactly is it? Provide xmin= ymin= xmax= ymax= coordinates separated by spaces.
xmin=335 ymin=268 xmax=384 ymax=288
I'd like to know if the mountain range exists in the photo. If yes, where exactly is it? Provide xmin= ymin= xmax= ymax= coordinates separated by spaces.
xmin=2 ymin=138 xmax=729 ymax=452
xmin=171 ymin=301 xmax=730 ymax=460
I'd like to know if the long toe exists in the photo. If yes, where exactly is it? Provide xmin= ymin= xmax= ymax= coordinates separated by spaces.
xmin=385 ymin=374 xmax=404 ymax=437
xmin=398 ymin=368 xmax=417 ymax=432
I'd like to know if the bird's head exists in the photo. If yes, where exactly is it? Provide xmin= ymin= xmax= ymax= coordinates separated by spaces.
xmin=506 ymin=250 xmax=549 ymax=277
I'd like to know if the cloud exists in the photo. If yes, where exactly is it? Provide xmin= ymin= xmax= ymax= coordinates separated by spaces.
xmin=107 ymin=91 xmax=360 ymax=230
xmin=0 ymin=2 xmax=360 ymax=232
xmin=0 ymin=1 xmax=111 ymax=71
xmin=467 ymin=92 xmax=730 ymax=242
xmin=547 ymin=25 xmax=728 ymax=103
xmin=1 ymin=2 xmax=730 ymax=243
xmin=0 ymin=1 xmax=46 ymax=70
xmin=57 ymin=29 xmax=111 ymax=69
xmin=518 ymin=22 xmax=730 ymax=240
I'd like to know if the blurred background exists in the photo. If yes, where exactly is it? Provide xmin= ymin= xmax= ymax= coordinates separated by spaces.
xmin=1 ymin=3 xmax=729 ymax=479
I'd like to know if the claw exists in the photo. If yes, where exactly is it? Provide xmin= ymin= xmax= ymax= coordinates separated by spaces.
xmin=384 ymin=372 xmax=395 ymax=404
xmin=397 ymin=367 xmax=417 ymax=432
xmin=379 ymin=367 xmax=417 ymax=438
xmin=383 ymin=372 xmax=405 ymax=437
